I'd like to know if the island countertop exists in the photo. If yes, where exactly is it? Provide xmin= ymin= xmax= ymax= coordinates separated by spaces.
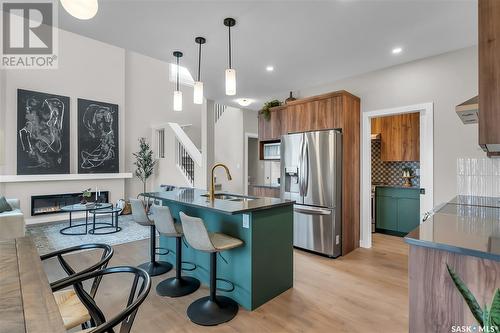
xmin=405 ymin=198 xmax=500 ymax=261
xmin=141 ymin=188 xmax=294 ymax=215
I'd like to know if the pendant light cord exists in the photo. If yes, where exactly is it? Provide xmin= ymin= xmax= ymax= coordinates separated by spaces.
xmin=197 ymin=42 xmax=202 ymax=82
xmin=176 ymin=55 xmax=179 ymax=91
xmin=228 ymin=25 xmax=232 ymax=69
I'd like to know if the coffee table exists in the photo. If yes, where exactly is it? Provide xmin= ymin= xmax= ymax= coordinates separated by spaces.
xmin=60 ymin=203 xmax=112 ymax=235
xmin=89 ymin=207 xmax=122 ymax=235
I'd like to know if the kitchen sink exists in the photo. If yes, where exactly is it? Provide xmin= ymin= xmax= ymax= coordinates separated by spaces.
xmin=200 ymin=193 xmax=256 ymax=201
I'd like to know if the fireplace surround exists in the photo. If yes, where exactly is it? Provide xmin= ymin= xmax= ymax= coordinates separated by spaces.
xmin=31 ymin=192 xmax=110 ymax=216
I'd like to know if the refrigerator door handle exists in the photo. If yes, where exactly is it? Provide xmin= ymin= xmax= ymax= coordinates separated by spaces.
xmin=294 ymin=205 xmax=332 ymax=216
xmin=304 ymin=136 xmax=309 ymax=197
xmin=298 ymin=136 xmax=305 ymax=197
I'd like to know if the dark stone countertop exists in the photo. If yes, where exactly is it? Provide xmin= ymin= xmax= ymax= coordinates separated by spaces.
xmin=374 ymin=184 xmax=421 ymax=190
xmin=141 ymin=188 xmax=294 ymax=215
xmin=405 ymin=197 xmax=500 ymax=261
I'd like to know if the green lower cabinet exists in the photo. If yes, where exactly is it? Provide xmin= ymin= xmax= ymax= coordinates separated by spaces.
xmin=397 ymin=198 xmax=420 ymax=233
xmin=376 ymin=187 xmax=420 ymax=236
xmin=376 ymin=196 xmax=398 ymax=231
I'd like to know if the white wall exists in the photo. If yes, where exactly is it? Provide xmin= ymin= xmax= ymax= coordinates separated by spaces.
xmin=124 ymin=51 xmax=202 ymax=196
xmin=298 ymin=46 xmax=481 ymax=205
xmin=214 ymin=107 xmax=244 ymax=193
xmin=0 ymin=29 xmax=205 ymax=220
xmin=213 ymin=107 xmax=258 ymax=194
xmin=3 ymin=29 xmax=126 ymax=175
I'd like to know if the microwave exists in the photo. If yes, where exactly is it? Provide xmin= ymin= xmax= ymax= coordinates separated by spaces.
xmin=262 ymin=142 xmax=280 ymax=160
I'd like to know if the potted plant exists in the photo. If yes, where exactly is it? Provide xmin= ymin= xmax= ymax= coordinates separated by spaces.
xmin=447 ymin=264 xmax=500 ymax=331
xmin=259 ymin=99 xmax=282 ymax=121
xmin=80 ymin=188 xmax=92 ymax=204
xmin=133 ymin=137 xmax=156 ymax=194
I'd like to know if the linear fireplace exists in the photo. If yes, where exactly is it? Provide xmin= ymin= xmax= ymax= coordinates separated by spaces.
xmin=31 ymin=192 xmax=110 ymax=216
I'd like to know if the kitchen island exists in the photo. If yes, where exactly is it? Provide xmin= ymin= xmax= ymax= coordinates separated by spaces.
xmin=141 ymin=188 xmax=294 ymax=310
xmin=405 ymin=196 xmax=500 ymax=332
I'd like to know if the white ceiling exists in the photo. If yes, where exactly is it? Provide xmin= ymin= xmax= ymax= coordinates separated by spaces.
xmin=58 ymin=0 xmax=477 ymax=110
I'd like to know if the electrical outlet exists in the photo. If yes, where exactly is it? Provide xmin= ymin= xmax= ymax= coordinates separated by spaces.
xmin=242 ymin=214 xmax=249 ymax=228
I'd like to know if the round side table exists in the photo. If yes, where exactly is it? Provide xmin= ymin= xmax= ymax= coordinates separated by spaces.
xmin=60 ymin=203 xmax=112 ymax=235
xmin=89 ymin=207 xmax=122 ymax=235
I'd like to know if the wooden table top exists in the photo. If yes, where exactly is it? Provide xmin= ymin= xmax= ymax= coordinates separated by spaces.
xmin=0 ymin=237 xmax=66 ymax=333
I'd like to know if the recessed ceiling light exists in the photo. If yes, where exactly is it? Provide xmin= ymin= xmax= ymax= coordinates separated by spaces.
xmin=266 ymin=65 xmax=274 ymax=72
xmin=235 ymin=98 xmax=253 ymax=107
xmin=392 ymin=47 xmax=403 ymax=55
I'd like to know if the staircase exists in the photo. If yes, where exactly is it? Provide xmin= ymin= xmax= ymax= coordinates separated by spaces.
xmin=214 ymin=103 xmax=227 ymax=123
xmin=168 ymin=122 xmax=202 ymax=187
xmin=177 ymin=141 xmax=195 ymax=184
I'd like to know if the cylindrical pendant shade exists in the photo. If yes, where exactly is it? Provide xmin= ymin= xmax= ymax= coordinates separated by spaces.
xmin=193 ymin=81 xmax=204 ymax=105
xmin=225 ymin=68 xmax=236 ymax=96
xmin=173 ymin=90 xmax=182 ymax=111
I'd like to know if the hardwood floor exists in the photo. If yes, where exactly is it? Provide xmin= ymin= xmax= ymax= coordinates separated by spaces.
xmin=44 ymin=233 xmax=408 ymax=333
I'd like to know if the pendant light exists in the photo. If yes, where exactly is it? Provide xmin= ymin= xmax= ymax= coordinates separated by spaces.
xmin=60 ymin=0 xmax=98 ymax=20
xmin=193 ymin=37 xmax=206 ymax=105
xmin=173 ymin=51 xmax=183 ymax=112
xmin=224 ymin=17 xmax=236 ymax=96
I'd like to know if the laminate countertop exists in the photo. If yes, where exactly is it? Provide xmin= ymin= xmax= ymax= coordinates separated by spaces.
xmin=141 ymin=188 xmax=293 ymax=215
xmin=405 ymin=197 xmax=500 ymax=261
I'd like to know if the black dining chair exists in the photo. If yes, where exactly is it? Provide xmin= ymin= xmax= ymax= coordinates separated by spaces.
xmin=50 ymin=266 xmax=151 ymax=333
xmin=41 ymin=244 xmax=114 ymax=330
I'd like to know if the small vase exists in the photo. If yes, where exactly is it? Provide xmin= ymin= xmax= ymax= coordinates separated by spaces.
xmin=285 ymin=91 xmax=296 ymax=104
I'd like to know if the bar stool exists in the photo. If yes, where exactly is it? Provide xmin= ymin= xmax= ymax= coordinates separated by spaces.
xmin=130 ymin=198 xmax=172 ymax=276
xmin=153 ymin=205 xmax=200 ymax=297
xmin=179 ymin=212 xmax=243 ymax=326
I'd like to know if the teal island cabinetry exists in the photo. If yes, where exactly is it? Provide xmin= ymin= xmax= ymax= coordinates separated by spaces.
xmin=375 ymin=186 xmax=420 ymax=236
xmin=141 ymin=188 xmax=294 ymax=311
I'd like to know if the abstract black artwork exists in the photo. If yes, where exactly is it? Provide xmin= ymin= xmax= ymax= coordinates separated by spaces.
xmin=78 ymin=99 xmax=119 ymax=173
xmin=17 ymin=89 xmax=70 ymax=175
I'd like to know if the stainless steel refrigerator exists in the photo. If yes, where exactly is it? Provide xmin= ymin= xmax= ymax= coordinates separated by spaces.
xmin=280 ymin=130 xmax=342 ymax=258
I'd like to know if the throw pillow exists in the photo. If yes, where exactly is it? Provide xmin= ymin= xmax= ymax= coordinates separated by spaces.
xmin=0 ymin=196 xmax=13 ymax=213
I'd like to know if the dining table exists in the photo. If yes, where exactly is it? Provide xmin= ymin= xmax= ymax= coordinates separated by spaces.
xmin=0 ymin=237 xmax=66 ymax=333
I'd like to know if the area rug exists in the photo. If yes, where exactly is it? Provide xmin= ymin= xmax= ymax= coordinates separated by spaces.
xmin=26 ymin=215 xmax=149 ymax=255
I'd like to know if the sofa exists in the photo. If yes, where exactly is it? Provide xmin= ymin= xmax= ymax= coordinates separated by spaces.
xmin=0 ymin=199 xmax=26 ymax=240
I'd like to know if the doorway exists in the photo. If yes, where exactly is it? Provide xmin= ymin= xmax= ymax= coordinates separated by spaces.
xmin=361 ymin=103 xmax=434 ymax=248
xmin=244 ymin=133 xmax=259 ymax=195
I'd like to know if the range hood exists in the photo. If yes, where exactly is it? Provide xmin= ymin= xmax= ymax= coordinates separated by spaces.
xmin=456 ymin=96 xmax=478 ymax=124
xmin=371 ymin=133 xmax=381 ymax=140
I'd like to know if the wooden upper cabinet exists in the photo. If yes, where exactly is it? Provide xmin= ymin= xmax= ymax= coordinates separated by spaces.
xmin=258 ymin=106 xmax=286 ymax=141
xmin=285 ymin=96 xmax=343 ymax=133
xmin=373 ymin=113 xmax=420 ymax=162
xmin=479 ymin=0 xmax=500 ymax=154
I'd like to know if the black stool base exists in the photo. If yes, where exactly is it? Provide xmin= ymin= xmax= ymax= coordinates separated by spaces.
xmin=156 ymin=276 xmax=200 ymax=297
xmin=187 ymin=296 xmax=239 ymax=326
xmin=138 ymin=261 xmax=172 ymax=277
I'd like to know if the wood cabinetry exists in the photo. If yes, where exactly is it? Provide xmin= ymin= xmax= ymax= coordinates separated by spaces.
xmin=258 ymin=106 xmax=287 ymax=141
xmin=249 ymin=186 xmax=280 ymax=198
xmin=371 ymin=113 xmax=420 ymax=161
xmin=286 ymin=96 xmax=342 ymax=133
xmin=258 ymin=90 xmax=360 ymax=255
xmin=479 ymin=0 xmax=500 ymax=155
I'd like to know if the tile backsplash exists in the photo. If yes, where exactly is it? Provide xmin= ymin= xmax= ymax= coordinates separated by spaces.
xmin=371 ymin=140 xmax=420 ymax=186
xmin=457 ymin=158 xmax=500 ymax=197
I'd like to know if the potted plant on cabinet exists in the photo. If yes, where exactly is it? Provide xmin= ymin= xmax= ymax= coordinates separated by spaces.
xmin=259 ymin=99 xmax=282 ymax=121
